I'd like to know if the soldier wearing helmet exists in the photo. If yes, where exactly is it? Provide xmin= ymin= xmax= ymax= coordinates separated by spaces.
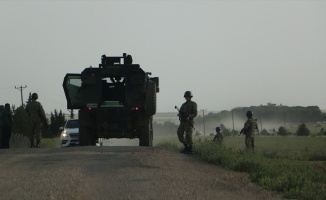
xmin=213 ymin=126 xmax=223 ymax=145
xmin=177 ymin=91 xmax=197 ymax=154
xmin=25 ymin=93 xmax=47 ymax=148
xmin=240 ymin=110 xmax=258 ymax=151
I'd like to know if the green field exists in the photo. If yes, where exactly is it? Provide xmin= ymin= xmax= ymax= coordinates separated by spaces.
xmin=155 ymin=135 xmax=326 ymax=153
xmin=155 ymin=135 xmax=326 ymax=200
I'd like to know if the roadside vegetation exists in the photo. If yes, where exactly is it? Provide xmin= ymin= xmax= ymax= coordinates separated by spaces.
xmin=156 ymin=136 xmax=326 ymax=200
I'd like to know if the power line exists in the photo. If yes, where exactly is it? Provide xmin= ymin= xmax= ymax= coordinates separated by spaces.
xmin=15 ymin=85 xmax=27 ymax=107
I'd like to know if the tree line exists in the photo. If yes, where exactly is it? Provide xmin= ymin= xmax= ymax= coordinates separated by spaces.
xmin=199 ymin=105 xmax=326 ymax=123
xmin=12 ymin=105 xmax=66 ymax=138
xmin=154 ymin=105 xmax=326 ymax=136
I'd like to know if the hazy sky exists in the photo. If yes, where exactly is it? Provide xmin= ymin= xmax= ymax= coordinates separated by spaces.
xmin=1 ymin=0 xmax=325 ymax=114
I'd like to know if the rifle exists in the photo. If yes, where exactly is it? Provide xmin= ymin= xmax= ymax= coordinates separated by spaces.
xmin=238 ymin=128 xmax=246 ymax=136
xmin=174 ymin=106 xmax=185 ymax=121
xmin=174 ymin=106 xmax=195 ymax=130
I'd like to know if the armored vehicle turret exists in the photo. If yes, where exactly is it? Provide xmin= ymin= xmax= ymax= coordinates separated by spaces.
xmin=63 ymin=53 xmax=159 ymax=146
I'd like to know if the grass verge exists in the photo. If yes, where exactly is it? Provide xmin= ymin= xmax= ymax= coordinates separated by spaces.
xmin=41 ymin=137 xmax=61 ymax=148
xmin=157 ymin=137 xmax=326 ymax=200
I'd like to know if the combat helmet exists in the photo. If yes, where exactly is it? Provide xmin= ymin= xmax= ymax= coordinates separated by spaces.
xmin=184 ymin=91 xmax=193 ymax=98
xmin=32 ymin=93 xmax=38 ymax=100
xmin=246 ymin=111 xmax=253 ymax=118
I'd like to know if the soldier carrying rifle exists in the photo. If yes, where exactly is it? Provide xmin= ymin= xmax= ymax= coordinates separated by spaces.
xmin=26 ymin=93 xmax=48 ymax=148
xmin=240 ymin=111 xmax=258 ymax=151
xmin=175 ymin=91 xmax=197 ymax=154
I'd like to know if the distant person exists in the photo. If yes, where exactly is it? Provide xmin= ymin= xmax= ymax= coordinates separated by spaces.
xmin=176 ymin=91 xmax=197 ymax=154
xmin=213 ymin=127 xmax=223 ymax=145
xmin=240 ymin=111 xmax=258 ymax=151
xmin=0 ymin=105 xmax=4 ymax=144
xmin=25 ymin=93 xmax=47 ymax=148
xmin=1 ymin=103 xmax=14 ymax=149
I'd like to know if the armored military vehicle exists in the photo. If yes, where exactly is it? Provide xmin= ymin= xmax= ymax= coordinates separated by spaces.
xmin=63 ymin=53 xmax=159 ymax=146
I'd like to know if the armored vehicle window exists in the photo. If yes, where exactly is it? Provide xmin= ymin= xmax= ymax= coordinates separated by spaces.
xmin=68 ymin=78 xmax=81 ymax=87
xmin=101 ymin=76 xmax=126 ymax=105
xmin=63 ymin=74 xmax=83 ymax=109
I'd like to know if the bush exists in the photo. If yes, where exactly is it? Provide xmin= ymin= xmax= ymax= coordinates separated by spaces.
xmin=260 ymin=129 xmax=270 ymax=135
xmin=297 ymin=123 xmax=310 ymax=136
xmin=222 ymin=129 xmax=232 ymax=136
xmin=278 ymin=126 xmax=289 ymax=136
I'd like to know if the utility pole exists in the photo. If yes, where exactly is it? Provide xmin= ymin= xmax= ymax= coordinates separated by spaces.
xmin=200 ymin=109 xmax=207 ymax=136
xmin=231 ymin=109 xmax=234 ymax=131
xmin=15 ymin=85 xmax=27 ymax=107
xmin=284 ymin=111 xmax=286 ymax=128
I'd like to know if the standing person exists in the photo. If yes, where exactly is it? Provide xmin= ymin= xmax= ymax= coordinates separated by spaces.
xmin=176 ymin=91 xmax=197 ymax=154
xmin=25 ymin=93 xmax=47 ymax=148
xmin=1 ymin=103 xmax=14 ymax=149
xmin=0 ymin=105 xmax=4 ymax=146
xmin=240 ymin=111 xmax=258 ymax=151
xmin=213 ymin=127 xmax=223 ymax=145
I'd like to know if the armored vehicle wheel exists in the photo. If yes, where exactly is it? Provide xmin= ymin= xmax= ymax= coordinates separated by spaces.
xmin=79 ymin=126 xmax=96 ymax=146
xmin=139 ymin=118 xmax=153 ymax=146
xmin=145 ymin=80 xmax=157 ymax=116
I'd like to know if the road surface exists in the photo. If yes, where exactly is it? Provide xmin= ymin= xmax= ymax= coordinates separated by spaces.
xmin=0 ymin=146 xmax=283 ymax=200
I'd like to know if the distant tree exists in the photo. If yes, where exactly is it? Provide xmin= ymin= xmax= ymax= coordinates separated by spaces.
xmin=49 ymin=109 xmax=66 ymax=137
xmin=318 ymin=128 xmax=325 ymax=136
xmin=260 ymin=129 xmax=270 ymax=136
xmin=69 ymin=109 xmax=75 ymax=119
xmin=12 ymin=105 xmax=31 ymax=137
xmin=296 ymin=123 xmax=310 ymax=136
xmin=153 ymin=120 xmax=178 ymax=135
xmin=222 ymin=129 xmax=232 ymax=136
xmin=277 ymin=126 xmax=289 ymax=136
xmin=231 ymin=129 xmax=239 ymax=136
xmin=220 ymin=124 xmax=226 ymax=131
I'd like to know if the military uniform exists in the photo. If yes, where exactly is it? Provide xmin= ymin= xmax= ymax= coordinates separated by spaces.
xmin=1 ymin=104 xmax=13 ymax=149
xmin=213 ymin=127 xmax=223 ymax=145
xmin=25 ymin=93 xmax=47 ymax=148
xmin=177 ymin=91 xmax=197 ymax=154
xmin=0 ymin=105 xmax=4 ymax=145
xmin=240 ymin=111 xmax=258 ymax=151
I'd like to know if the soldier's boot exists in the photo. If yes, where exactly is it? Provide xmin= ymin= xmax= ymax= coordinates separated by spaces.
xmin=36 ymin=139 xmax=41 ymax=148
xmin=180 ymin=143 xmax=189 ymax=153
xmin=184 ymin=145 xmax=193 ymax=154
